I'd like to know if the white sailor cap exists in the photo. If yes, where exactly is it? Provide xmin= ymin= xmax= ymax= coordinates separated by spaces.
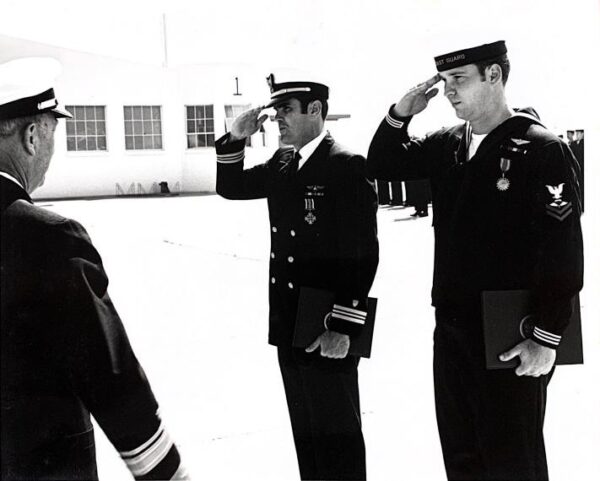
xmin=0 ymin=57 xmax=72 ymax=121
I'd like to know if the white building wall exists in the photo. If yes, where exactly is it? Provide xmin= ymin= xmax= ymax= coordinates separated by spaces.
xmin=1 ymin=35 xmax=355 ymax=200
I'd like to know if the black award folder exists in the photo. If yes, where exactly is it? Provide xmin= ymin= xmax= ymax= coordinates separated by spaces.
xmin=481 ymin=290 xmax=583 ymax=370
xmin=293 ymin=287 xmax=378 ymax=358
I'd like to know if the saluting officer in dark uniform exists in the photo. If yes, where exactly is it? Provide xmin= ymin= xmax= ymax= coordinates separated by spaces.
xmin=0 ymin=58 xmax=188 ymax=481
xmin=367 ymin=41 xmax=583 ymax=480
xmin=216 ymin=75 xmax=379 ymax=480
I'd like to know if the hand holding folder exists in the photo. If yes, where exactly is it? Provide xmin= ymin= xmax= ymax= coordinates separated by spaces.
xmin=294 ymin=287 xmax=378 ymax=358
xmin=481 ymin=290 xmax=583 ymax=370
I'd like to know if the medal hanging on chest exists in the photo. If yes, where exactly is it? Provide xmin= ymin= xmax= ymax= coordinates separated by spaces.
xmin=304 ymin=198 xmax=316 ymax=224
xmin=496 ymin=157 xmax=511 ymax=191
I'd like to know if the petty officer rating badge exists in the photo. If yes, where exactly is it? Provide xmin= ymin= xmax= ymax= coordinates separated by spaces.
xmin=496 ymin=157 xmax=511 ymax=191
xmin=545 ymin=183 xmax=573 ymax=221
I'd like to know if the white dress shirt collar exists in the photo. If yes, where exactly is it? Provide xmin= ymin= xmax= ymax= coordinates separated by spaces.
xmin=297 ymin=130 xmax=328 ymax=170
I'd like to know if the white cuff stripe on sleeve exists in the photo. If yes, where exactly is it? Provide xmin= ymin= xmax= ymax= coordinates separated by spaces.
xmin=120 ymin=422 xmax=164 ymax=457
xmin=120 ymin=424 xmax=174 ymax=476
xmin=331 ymin=312 xmax=366 ymax=324
xmin=217 ymin=151 xmax=244 ymax=164
xmin=385 ymin=113 xmax=405 ymax=129
xmin=533 ymin=327 xmax=561 ymax=346
xmin=332 ymin=305 xmax=367 ymax=325
xmin=332 ymin=304 xmax=367 ymax=318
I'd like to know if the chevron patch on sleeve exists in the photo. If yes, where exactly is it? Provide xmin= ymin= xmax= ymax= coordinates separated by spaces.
xmin=546 ymin=201 xmax=573 ymax=221
xmin=545 ymin=184 xmax=573 ymax=221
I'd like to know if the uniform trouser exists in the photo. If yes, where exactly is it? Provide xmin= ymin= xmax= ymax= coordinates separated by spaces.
xmin=433 ymin=309 xmax=552 ymax=481
xmin=390 ymin=181 xmax=404 ymax=205
xmin=277 ymin=346 xmax=366 ymax=481
xmin=376 ymin=180 xmax=391 ymax=205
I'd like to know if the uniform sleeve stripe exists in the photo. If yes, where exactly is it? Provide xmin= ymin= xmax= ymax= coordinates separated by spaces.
xmin=217 ymin=151 xmax=244 ymax=164
xmin=533 ymin=327 xmax=561 ymax=345
xmin=120 ymin=423 xmax=165 ymax=457
xmin=533 ymin=327 xmax=562 ymax=341
xmin=332 ymin=307 xmax=365 ymax=319
xmin=217 ymin=151 xmax=244 ymax=159
xmin=332 ymin=304 xmax=367 ymax=317
xmin=332 ymin=309 xmax=365 ymax=322
xmin=120 ymin=425 xmax=174 ymax=477
xmin=331 ymin=312 xmax=366 ymax=324
xmin=385 ymin=113 xmax=405 ymax=129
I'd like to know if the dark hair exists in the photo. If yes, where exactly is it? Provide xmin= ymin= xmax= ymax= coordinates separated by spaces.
xmin=474 ymin=54 xmax=510 ymax=85
xmin=297 ymin=95 xmax=329 ymax=121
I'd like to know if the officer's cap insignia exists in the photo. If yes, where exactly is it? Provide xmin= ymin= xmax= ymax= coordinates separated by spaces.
xmin=266 ymin=73 xmax=275 ymax=93
xmin=352 ymin=300 xmax=359 ymax=307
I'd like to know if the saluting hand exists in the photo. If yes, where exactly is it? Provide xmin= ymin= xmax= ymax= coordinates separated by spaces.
xmin=392 ymin=74 xmax=441 ymax=118
xmin=230 ymin=107 xmax=268 ymax=141
xmin=499 ymin=339 xmax=557 ymax=377
xmin=306 ymin=330 xmax=350 ymax=359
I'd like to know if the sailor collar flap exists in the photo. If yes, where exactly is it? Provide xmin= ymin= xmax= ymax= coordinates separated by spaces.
xmin=462 ymin=113 xmax=545 ymax=164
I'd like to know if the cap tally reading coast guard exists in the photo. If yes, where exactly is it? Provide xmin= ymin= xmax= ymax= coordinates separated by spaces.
xmin=434 ymin=40 xmax=507 ymax=72
xmin=265 ymin=73 xmax=329 ymax=108
xmin=0 ymin=57 xmax=72 ymax=120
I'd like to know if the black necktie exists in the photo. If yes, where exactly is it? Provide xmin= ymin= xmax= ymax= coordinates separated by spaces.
xmin=288 ymin=151 xmax=301 ymax=176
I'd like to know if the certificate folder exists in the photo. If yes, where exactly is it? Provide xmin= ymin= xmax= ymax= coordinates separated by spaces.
xmin=481 ymin=290 xmax=583 ymax=370
xmin=294 ymin=287 xmax=378 ymax=358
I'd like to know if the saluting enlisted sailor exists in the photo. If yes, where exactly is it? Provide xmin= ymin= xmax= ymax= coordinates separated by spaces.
xmin=367 ymin=41 xmax=583 ymax=480
xmin=216 ymin=74 xmax=379 ymax=481
xmin=0 ymin=58 xmax=188 ymax=480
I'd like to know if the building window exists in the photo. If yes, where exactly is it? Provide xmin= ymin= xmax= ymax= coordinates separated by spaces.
xmin=65 ymin=106 xmax=107 ymax=151
xmin=186 ymin=105 xmax=214 ymax=148
xmin=124 ymin=106 xmax=163 ymax=150
xmin=224 ymin=104 xmax=251 ymax=146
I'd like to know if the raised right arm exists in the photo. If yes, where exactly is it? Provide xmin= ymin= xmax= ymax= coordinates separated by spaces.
xmin=367 ymin=75 xmax=443 ymax=181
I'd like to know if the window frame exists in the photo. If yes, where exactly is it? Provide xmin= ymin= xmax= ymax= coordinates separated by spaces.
xmin=123 ymin=105 xmax=164 ymax=151
xmin=65 ymin=105 xmax=108 ymax=153
xmin=185 ymin=104 xmax=215 ymax=149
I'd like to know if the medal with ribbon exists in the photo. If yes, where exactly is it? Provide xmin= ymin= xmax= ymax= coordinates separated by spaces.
xmin=496 ymin=157 xmax=511 ymax=191
xmin=304 ymin=198 xmax=316 ymax=224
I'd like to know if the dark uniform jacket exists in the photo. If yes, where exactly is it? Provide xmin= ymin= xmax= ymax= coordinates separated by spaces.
xmin=0 ymin=176 xmax=183 ymax=480
xmin=367 ymin=107 xmax=583 ymax=348
xmin=216 ymin=133 xmax=379 ymax=346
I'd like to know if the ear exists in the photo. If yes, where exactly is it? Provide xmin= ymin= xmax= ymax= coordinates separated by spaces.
xmin=21 ymin=122 xmax=37 ymax=156
xmin=488 ymin=64 xmax=503 ymax=85
xmin=308 ymin=100 xmax=322 ymax=118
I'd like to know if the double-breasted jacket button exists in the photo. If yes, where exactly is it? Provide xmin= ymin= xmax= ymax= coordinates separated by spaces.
xmin=271 ymin=252 xmax=275 ymax=259
xmin=272 ymin=226 xmax=278 ymax=233
xmin=271 ymin=277 xmax=276 ymax=284
xmin=290 ymin=230 xmax=296 ymax=237
xmin=287 ymin=256 xmax=294 ymax=263
xmin=288 ymin=282 xmax=294 ymax=289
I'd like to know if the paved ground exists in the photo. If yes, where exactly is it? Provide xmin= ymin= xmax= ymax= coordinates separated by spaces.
xmin=42 ymin=194 xmax=599 ymax=480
